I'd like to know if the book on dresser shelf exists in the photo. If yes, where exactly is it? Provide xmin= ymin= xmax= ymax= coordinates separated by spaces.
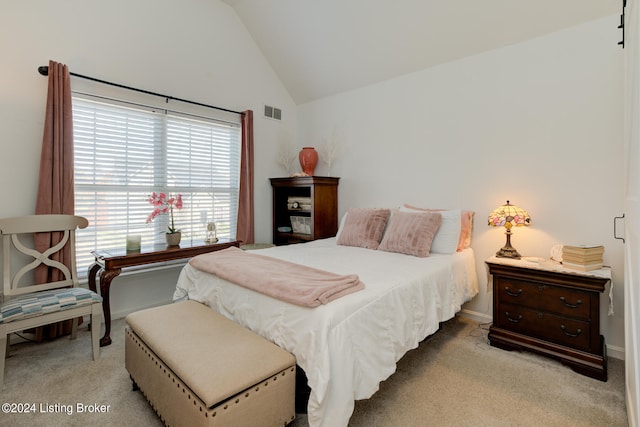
xmin=562 ymin=245 xmax=604 ymax=256
xmin=562 ymin=253 xmax=604 ymax=263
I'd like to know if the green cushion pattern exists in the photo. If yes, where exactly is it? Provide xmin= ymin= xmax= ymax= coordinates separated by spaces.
xmin=0 ymin=287 xmax=102 ymax=324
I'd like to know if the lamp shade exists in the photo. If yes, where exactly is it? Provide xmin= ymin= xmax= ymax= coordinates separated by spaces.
xmin=488 ymin=201 xmax=531 ymax=229
xmin=488 ymin=200 xmax=531 ymax=258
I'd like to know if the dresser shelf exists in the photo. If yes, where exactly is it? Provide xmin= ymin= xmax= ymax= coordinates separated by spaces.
xmin=270 ymin=176 xmax=339 ymax=246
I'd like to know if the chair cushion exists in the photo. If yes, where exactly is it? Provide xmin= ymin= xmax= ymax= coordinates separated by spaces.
xmin=0 ymin=287 xmax=102 ymax=324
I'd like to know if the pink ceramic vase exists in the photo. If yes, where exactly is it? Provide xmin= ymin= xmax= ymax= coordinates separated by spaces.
xmin=299 ymin=147 xmax=318 ymax=176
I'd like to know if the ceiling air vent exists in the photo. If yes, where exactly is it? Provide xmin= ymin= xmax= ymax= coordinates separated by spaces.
xmin=264 ymin=104 xmax=282 ymax=120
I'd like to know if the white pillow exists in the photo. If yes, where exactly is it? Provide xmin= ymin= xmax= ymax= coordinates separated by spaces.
xmin=335 ymin=211 xmax=348 ymax=239
xmin=399 ymin=206 xmax=462 ymax=254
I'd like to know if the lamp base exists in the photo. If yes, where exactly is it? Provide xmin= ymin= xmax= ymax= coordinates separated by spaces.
xmin=496 ymin=229 xmax=521 ymax=259
xmin=495 ymin=246 xmax=522 ymax=259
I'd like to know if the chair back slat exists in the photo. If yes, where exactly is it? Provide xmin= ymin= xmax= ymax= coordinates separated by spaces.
xmin=0 ymin=215 xmax=88 ymax=301
xmin=10 ymin=231 xmax=72 ymax=287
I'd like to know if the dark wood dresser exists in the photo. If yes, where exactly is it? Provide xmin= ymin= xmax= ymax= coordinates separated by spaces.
xmin=486 ymin=257 xmax=611 ymax=381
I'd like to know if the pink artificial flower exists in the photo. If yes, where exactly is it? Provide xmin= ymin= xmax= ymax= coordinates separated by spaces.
xmin=146 ymin=192 xmax=184 ymax=233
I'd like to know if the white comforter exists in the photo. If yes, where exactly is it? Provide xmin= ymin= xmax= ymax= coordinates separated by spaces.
xmin=173 ymin=238 xmax=479 ymax=427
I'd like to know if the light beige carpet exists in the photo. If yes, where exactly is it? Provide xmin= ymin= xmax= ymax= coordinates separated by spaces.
xmin=1 ymin=315 xmax=627 ymax=426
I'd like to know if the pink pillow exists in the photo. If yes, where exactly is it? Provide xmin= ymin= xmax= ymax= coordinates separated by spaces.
xmin=336 ymin=208 xmax=391 ymax=249
xmin=378 ymin=211 xmax=442 ymax=257
xmin=403 ymin=204 xmax=474 ymax=251
xmin=458 ymin=211 xmax=474 ymax=250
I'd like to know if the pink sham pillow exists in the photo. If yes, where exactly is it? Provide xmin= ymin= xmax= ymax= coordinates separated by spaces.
xmin=378 ymin=211 xmax=442 ymax=257
xmin=402 ymin=204 xmax=474 ymax=251
xmin=336 ymin=208 xmax=391 ymax=249
xmin=458 ymin=210 xmax=475 ymax=250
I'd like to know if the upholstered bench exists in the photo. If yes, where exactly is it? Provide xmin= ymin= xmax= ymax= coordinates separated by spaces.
xmin=125 ymin=300 xmax=296 ymax=427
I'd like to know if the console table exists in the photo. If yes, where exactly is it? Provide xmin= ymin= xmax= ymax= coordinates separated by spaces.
xmin=87 ymin=239 xmax=240 ymax=346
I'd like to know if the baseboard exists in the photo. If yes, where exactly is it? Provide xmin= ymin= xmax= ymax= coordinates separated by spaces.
xmin=458 ymin=308 xmax=492 ymax=324
xmin=606 ymin=344 xmax=625 ymax=361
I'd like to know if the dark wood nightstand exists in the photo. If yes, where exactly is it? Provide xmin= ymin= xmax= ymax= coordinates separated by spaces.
xmin=486 ymin=256 xmax=611 ymax=381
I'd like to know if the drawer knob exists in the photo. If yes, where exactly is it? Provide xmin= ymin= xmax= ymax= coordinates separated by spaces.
xmin=560 ymin=325 xmax=582 ymax=337
xmin=505 ymin=312 xmax=523 ymax=323
xmin=559 ymin=296 xmax=582 ymax=309
xmin=504 ymin=287 xmax=522 ymax=297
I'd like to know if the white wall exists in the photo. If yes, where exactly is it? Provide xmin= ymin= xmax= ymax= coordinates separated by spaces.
xmin=0 ymin=0 xmax=295 ymax=318
xmin=297 ymin=16 xmax=626 ymax=357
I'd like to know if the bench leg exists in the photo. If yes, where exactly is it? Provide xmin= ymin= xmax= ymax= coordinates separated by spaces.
xmin=130 ymin=375 xmax=139 ymax=391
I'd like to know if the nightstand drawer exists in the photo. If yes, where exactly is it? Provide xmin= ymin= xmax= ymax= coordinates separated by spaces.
xmin=497 ymin=303 xmax=592 ymax=352
xmin=496 ymin=277 xmax=592 ymax=319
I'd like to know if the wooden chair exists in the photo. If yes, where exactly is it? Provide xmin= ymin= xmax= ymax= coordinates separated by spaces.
xmin=0 ymin=215 xmax=102 ymax=387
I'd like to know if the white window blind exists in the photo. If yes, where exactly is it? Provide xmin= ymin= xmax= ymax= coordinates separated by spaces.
xmin=72 ymin=95 xmax=241 ymax=279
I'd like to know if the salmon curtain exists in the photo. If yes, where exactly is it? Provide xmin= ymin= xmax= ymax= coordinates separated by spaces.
xmin=236 ymin=110 xmax=254 ymax=244
xmin=34 ymin=60 xmax=75 ymax=284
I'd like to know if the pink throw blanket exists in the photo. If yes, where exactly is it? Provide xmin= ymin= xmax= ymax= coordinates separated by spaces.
xmin=188 ymin=247 xmax=365 ymax=307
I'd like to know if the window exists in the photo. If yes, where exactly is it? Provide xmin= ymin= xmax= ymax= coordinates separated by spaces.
xmin=72 ymin=95 xmax=241 ymax=279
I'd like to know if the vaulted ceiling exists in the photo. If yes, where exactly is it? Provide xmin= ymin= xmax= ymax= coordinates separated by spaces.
xmin=222 ymin=1 xmax=619 ymax=105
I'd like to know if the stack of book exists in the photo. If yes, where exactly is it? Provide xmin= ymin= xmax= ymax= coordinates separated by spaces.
xmin=287 ymin=196 xmax=311 ymax=211
xmin=562 ymin=245 xmax=604 ymax=271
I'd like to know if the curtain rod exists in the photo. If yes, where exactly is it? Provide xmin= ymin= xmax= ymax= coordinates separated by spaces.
xmin=37 ymin=65 xmax=242 ymax=115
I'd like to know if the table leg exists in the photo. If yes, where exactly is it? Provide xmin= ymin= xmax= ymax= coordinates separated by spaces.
xmin=87 ymin=262 xmax=102 ymax=333
xmin=87 ymin=262 xmax=101 ymax=294
xmin=98 ymin=268 xmax=121 ymax=347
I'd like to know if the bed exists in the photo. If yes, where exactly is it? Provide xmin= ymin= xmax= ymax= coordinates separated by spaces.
xmin=173 ymin=216 xmax=479 ymax=427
